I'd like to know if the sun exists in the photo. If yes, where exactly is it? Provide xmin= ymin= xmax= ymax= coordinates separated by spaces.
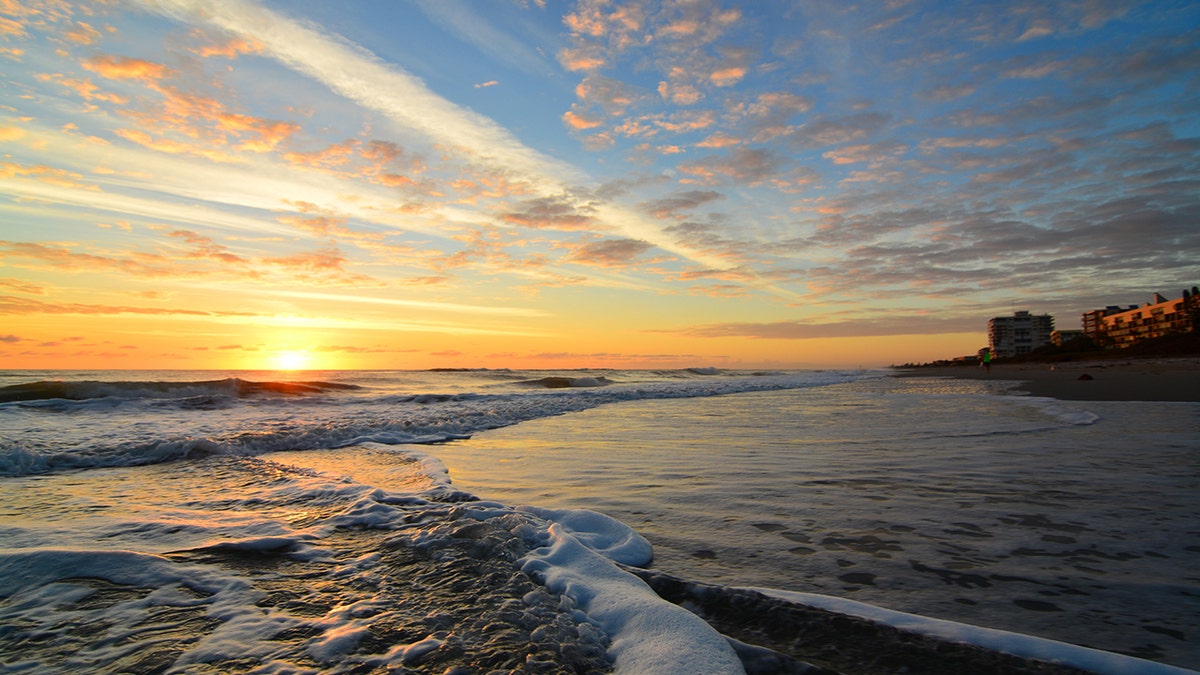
xmin=272 ymin=350 xmax=312 ymax=371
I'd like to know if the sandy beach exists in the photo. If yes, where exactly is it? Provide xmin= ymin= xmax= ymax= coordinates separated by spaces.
xmin=894 ymin=357 xmax=1200 ymax=402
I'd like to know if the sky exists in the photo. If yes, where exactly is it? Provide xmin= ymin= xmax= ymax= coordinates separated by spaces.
xmin=1 ymin=0 xmax=1198 ymax=371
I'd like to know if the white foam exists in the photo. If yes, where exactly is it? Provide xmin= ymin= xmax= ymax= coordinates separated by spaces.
xmin=517 ymin=505 xmax=653 ymax=567
xmin=522 ymin=523 xmax=745 ymax=675
xmin=1018 ymin=395 xmax=1101 ymax=425
xmin=751 ymin=588 xmax=1198 ymax=675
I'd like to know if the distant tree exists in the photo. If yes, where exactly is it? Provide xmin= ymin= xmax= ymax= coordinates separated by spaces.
xmin=1187 ymin=286 xmax=1200 ymax=333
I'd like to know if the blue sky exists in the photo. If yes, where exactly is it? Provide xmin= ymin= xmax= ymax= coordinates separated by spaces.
xmin=0 ymin=0 xmax=1197 ymax=369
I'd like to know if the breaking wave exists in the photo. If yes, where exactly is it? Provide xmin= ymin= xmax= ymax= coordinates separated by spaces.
xmin=0 ymin=378 xmax=361 ymax=404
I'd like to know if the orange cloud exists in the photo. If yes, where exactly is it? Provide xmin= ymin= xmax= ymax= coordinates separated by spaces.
xmin=35 ymin=73 xmax=127 ymax=103
xmin=0 ymin=294 xmax=255 ymax=318
xmin=167 ymin=229 xmax=250 ymax=266
xmin=282 ymin=140 xmax=358 ymax=169
xmin=0 ymin=277 xmax=46 ymax=294
xmin=83 ymin=54 xmax=173 ymax=83
xmin=216 ymin=112 xmax=299 ymax=152
xmin=376 ymin=173 xmax=416 ymax=188
xmin=696 ymin=132 xmax=740 ymax=148
xmin=64 ymin=21 xmax=102 ymax=45
xmin=563 ymin=108 xmax=604 ymax=130
xmin=194 ymin=36 xmax=263 ymax=58
xmin=656 ymin=109 xmax=716 ymax=133
xmin=113 ymin=128 xmax=237 ymax=163
xmin=0 ymin=240 xmax=171 ymax=277
xmin=262 ymin=245 xmax=379 ymax=285
xmin=659 ymin=18 xmax=702 ymax=38
xmin=657 ymin=80 xmax=703 ymax=105
xmin=0 ymin=161 xmax=98 ymax=190
xmin=277 ymin=214 xmax=383 ymax=242
xmin=710 ymin=65 xmax=747 ymax=87
xmin=0 ymin=16 xmax=25 ymax=38
xmin=558 ymin=47 xmax=606 ymax=71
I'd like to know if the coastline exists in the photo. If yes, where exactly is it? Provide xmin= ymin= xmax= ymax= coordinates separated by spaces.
xmin=892 ymin=356 xmax=1200 ymax=402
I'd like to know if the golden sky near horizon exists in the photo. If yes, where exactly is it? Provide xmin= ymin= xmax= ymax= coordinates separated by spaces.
xmin=1 ymin=0 xmax=1197 ymax=370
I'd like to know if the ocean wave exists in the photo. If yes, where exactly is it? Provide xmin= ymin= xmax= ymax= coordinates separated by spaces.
xmin=517 ymin=376 xmax=614 ymax=388
xmin=0 ymin=377 xmax=361 ymax=404
xmin=0 ymin=370 xmax=867 ymax=477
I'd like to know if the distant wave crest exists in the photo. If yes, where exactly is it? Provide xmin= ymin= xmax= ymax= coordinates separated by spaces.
xmin=0 ymin=378 xmax=361 ymax=404
xmin=517 ymin=376 xmax=613 ymax=389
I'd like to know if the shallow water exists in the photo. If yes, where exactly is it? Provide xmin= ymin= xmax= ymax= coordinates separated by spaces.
xmin=436 ymin=378 xmax=1200 ymax=668
xmin=2 ymin=369 xmax=1197 ymax=672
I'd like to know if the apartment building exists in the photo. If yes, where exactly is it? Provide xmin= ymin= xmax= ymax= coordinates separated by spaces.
xmin=988 ymin=311 xmax=1055 ymax=358
xmin=1082 ymin=290 xmax=1198 ymax=348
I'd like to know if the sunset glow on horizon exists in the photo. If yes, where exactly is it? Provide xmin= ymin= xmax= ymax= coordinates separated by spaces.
xmin=2 ymin=1 xmax=1197 ymax=370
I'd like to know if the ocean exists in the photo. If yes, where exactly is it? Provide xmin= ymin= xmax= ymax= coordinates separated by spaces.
xmin=0 ymin=369 xmax=1196 ymax=674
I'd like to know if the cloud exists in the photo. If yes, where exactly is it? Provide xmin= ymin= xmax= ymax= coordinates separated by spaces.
xmin=0 ymin=294 xmax=244 ymax=317
xmin=0 ymin=161 xmax=99 ymax=190
xmin=474 ymin=80 xmax=499 ymax=88
xmin=0 ymin=238 xmax=183 ymax=278
xmin=695 ymin=132 xmax=740 ymax=149
xmin=256 ymin=289 xmax=548 ymax=317
xmin=128 ymin=0 xmax=737 ymax=273
xmin=412 ymin=0 xmax=549 ymax=74
xmin=919 ymin=83 xmax=976 ymax=102
xmin=565 ymin=238 xmax=653 ymax=267
xmin=277 ymin=214 xmax=382 ymax=242
xmin=659 ymin=316 xmax=980 ymax=340
xmin=167 ymin=229 xmax=250 ymax=265
xmin=657 ymin=80 xmax=702 ymax=105
xmin=1016 ymin=20 xmax=1055 ymax=42
xmin=557 ymin=45 xmax=607 ymax=72
xmin=523 ymin=350 xmax=715 ymax=364
xmin=149 ymin=0 xmax=579 ymax=184
xmin=575 ymin=74 xmax=645 ymax=116
xmin=640 ymin=190 xmax=723 ymax=219
xmin=314 ymin=344 xmax=408 ymax=354
xmin=0 ymin=334 xmax=20 ymax=343
xmin=214 ymin=112 xmax=300 ymax=152
xmin=500 ymin=196 xmax=599 ymax=231
xmin=192 ymin=35 xmax=263 ymax=58
xmin=677 ymin=147 xmax=783 ymax=186
xmin=64 ymin=21 xmax=103 ymax=45
xmin=0 ymin=277 xmax=47 ymax=294
xmin=653 ymin=1 xmax=741 ymax=47
xmin=113 ymin=129 xmax=237 ymax=163
xmin=563 ymin=108 xmax=604 ymax=130
xmin=785 ymin=112 xmax=891 ymax=150
xmin=822 ymin=142 xmax=906 ymax=166
xmin=83 ymin=54 xmax=174 ymax=82
xmin=0 ymin=16 xmax=25 ymax=38
xmin=708 ymin=46 xmax=755 ymax=87
xmin=35 ymin=73 xmax=128 ymax=103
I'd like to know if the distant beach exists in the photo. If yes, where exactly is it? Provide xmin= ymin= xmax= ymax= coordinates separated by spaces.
xmin=894 ymin=356 xmax=1200 ymax=403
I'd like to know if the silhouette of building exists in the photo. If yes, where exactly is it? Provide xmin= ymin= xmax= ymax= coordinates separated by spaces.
xmin=1051 ymin=330 xmax=1084 ymax=346
xmin=988 ymin=311 xmax=1054 ymax=358
xmin=1082 ymin=289 xmax=1198 ymax=348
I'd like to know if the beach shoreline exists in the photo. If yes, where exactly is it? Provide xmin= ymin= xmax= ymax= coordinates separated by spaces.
xmin=892 ymin=356 xmax=1200 ymax=402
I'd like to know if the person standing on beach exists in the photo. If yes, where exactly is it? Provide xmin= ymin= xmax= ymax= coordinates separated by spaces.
xmin=982 ymin=350 xmax=992 ymax=374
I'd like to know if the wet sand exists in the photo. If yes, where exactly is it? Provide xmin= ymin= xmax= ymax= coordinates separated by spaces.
xmin=894 ymin=357 xmax=1200 ymax=402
